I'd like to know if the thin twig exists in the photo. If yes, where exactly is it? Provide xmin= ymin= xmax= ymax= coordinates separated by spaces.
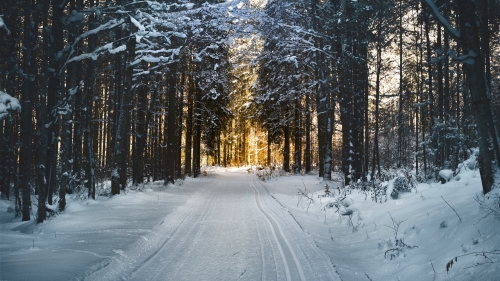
xmin=385 ymin=212 xmax=406 ymax=241
xmin=297 ymin=181 xmax=314 ymax=212
xmin=473 ymin=195 xmax=500 ymax=221
xmin=441 ymin=196 xmax=462 ymax=222
xmin=430 ymin=260 xmax=436 ymax=273
xmin=301 ymin=180 xmax=308 ymax=191
xmin=384 ymin=248 xmax=400 ymax=259
xmin=446 ymin=250 xmax=500 ymax=273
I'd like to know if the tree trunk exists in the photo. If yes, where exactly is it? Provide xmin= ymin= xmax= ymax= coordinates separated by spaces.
xmin=20 ymin=0 xmax=38 ymax=221
xmin=476 ymin=0 xmax=500 ymax=172
xmin=424 ymin=8 xmax=433 ymax=178
xmin=267 ymin=130 xmax=272 ymax=166
xmin=192 ymin=79 xmax=202 ymax=178
xmin=111 ymin=20 xmax=135 ymax=194
xmin=444 ymin=21 xmax=451 ymax=164
xmin=43 ymin=0 xmax=65 ymax=214
xmin=1 ymin=119 xmax=14 ymax=200
xmin=305 ymin=93 xmax=311 ymax=173
xmin=185 ymin=70 xmax=194 ymax=176
xmin=363 ymin=53 xmax=370 ymax=180
xmin=456 ymin=0 xmax=498 ymax=194
xmin=283 ymin=124 xmax=290 ymax=173
xmin=35 ymin=91 xmax=47 ymax=221
xmin=132 ymin=62 xmax=149 ymax=185
xmin=85 ymin=0 xmax=96 ymax=198
xmin=165 ymin=63 xmax=178 ymax=184
xmin=176 ymin=68 xmax=185 ymax=179
xmin=353 ymin=39 xmax=366 ymax=182
xmin=398 ymin=2 xmax=404 ymax=168
xmin=316 ymin=88 xmax=324 ymax=178
xmin=293 ymin=99 xmax=301 ymax=174
xmin=340 ymin=71 xmax=352 ymax=185
xmin=0 ymin=3 xmax=19 ymax=201
xmin=36 ymin=0 xmax=49 ymax=222
xmin=437 ymin=24 xmax=444 ymax=169
xmin=72 ymin=0 xmax=84 ymax=190
xmin=372 ymin=34 xmax=382 ymax=178
xmin=423 ymin=0 xmax=499 ymax=193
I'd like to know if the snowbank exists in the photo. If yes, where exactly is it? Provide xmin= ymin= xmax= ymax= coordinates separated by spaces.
xmin=439 ymin=169 xmax=454 ymax=182
xmin=0 ymin=180 xmax=198 ymax=280
xmin=261 ymin=169 xmax=500 ymax=281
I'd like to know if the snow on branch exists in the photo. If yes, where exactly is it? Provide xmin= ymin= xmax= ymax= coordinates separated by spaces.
xmin=62 ymin=19 xmax=125 ymax=69
xmin=130 ymin=15 xmax=146 ymax=31
xmin=0 ymin=16 xmax=11 ymax=35
xmin=75 ymin=19 xmax=124 ymax=47
xmin=0 ymin=91 xmax=21 ymax=121
xmin=422 ymin=0 xmax=460 ymax=40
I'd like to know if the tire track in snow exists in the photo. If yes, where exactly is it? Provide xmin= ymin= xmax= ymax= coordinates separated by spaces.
xmin=84 ymin=181 xmax=219 ymax=281
xmin=249 ymin=176 xmax=306 ymax=281
xmin=251 ymin=176 xmax=342 ymax=281
xmin=250 ymin=187 xmax=271 ymax=281
xmin=153 ymin=185 xmax=222 ymax=279
xmin=138 ymin=184 xmax=220 ymax=280
xmin=84 ymin=172 xmax=341 ymax=281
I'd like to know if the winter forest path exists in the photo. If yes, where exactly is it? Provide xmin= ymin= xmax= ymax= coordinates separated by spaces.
xmin=86 ymin=170 xmax=340 ymax=281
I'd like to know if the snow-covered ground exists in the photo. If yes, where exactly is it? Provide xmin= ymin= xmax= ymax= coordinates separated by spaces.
xmin=262 ymin=169 xmax=500 ymax=281
xmin=0 ymin=167 xmax=499 ymax=280
xmin=0 ymin=168 xmax=339 ymax=281
xmin=0 ymin=180 xmax=198 ymax=280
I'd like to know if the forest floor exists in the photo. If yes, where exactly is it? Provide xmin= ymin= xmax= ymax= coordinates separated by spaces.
xmin=0 ymin=167 xmax=499 ymax=281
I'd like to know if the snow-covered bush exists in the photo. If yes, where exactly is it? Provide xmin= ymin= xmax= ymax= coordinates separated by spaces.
xmin=388 ymin=169 xmax=418 ymax=199
xmin=390 ymin=177 xmax=413 ymax=199
xmin=438 ymin=169 xmax=454 ymax=183
xmin=456 ymin=148 xmax=479 ymax=173
xmin=334 ymin=169 xmax=418 ymax=203
xmin=364 ymin=169 xmax=417 ymax=202
xmin=255 ymin=165 xmax=283 ymax=181
xmin=369 ymin=180 xmax=388 ymax=203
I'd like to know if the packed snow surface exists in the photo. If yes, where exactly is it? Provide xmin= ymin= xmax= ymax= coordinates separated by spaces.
xmin=1 ymin=167 xmax=499 ymax=280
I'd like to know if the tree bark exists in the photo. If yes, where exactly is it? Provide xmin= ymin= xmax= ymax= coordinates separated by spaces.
xmin=85 ymin=0 xmax=96 ymax=198
xmin=283 ymin=124 xmax=290 ymax=173
xmin=111 ymin=20 xmax=135 ymax=194
xmin=165 ymin=63 xmax=178 ymax=184
xmin=305 ymin=93 xmax=311 ymax=173
xmin=20 ymin=0 xmax=38 ymax=221
xmin=176 ymin=68 xmax=185 ymax=179
xmin=293 ymin=98 xmax=301 ymax=174
xmin=42 ymin=0 xmax=65 ymax=215
xmin=456 ymin=0 xmax=497 ymax=194
xmin=423 ymin=0 xmax=498 ymax=193
xmin=372 ymin=30 xmax=382 ymax=179
xmin=0 ymin=2 xmax=19 ymax=200
xmin=192 ymin=78 xmax=202 ymax=178
xmin=132 ymin=62 xmax=149 ymax=185
xmin=185 ymin=70 xmax=194 ymax=176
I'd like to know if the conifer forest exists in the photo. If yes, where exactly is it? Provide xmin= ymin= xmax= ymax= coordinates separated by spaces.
xmin=0 ymin=0 xmax=499 ymax=222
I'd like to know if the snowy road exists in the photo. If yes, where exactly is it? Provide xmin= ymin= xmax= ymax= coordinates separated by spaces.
xmin=86 ymin=171 xmax=340 ymax=281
